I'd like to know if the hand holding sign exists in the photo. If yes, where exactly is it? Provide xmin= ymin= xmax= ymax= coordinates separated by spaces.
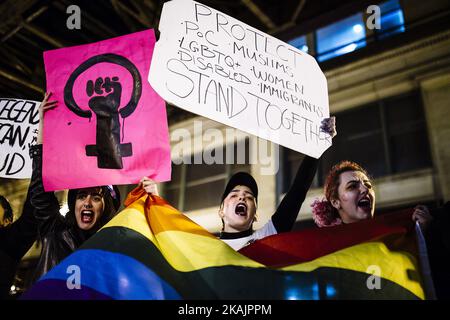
xmin=37 ymin=92 xmax=58 ymax=145
xmin=320 ymin=116 xmax=336 ymax=139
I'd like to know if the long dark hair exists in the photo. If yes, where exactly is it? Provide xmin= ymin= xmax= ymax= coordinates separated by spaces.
xmin=65 ymin=186 xmax=121 ymax=232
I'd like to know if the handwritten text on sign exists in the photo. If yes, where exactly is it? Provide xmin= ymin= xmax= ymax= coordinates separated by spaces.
xmin=149 ymin=0 xmax=331 ymax=158
xmin=0 ymin=98 xmax=39 ymax=179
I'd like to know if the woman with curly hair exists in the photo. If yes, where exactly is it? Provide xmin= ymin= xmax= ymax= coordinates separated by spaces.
xmin=311 ymin=160 xmax=432 ymax=230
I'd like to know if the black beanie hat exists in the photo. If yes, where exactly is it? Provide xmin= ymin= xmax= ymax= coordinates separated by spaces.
xmin=220 ymin=172 xmax=258 ymax=205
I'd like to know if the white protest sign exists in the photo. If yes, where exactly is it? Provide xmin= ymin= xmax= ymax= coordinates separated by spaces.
xmin=149 ymin=0 xmax=332 ymax=158
xmin=0 ymin=98 xmax=40 ymax=179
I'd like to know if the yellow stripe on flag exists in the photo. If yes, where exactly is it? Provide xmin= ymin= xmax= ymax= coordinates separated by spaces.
xmin=103 ymin=194 xmax=263 ymax=270
xmin=281 ymin=241 xmax=425 ymax=299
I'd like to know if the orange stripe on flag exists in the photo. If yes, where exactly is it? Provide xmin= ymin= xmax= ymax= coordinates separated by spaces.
xmin=124 ymin=186 xmax=216 ymax=238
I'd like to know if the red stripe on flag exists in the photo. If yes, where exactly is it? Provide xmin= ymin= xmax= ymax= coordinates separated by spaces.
xmin=239 ymin=209 xmax=415 ymax=267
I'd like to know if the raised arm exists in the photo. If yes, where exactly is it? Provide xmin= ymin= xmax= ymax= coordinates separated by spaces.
xmin=29 ymin=93 xmax=61 ymax=237
xmin=271 ymin=156 xmax=319 ymax=232
xmin=271 ymin=117 xmax=337 ymax=232
xmin=29 ymin=145 xmax=63 ymax=237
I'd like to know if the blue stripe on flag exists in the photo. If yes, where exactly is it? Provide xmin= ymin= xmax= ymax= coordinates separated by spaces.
xmin=38 ymin=249 xmax=181 ymax=300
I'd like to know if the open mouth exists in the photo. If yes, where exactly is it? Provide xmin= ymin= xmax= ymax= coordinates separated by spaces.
xmin=235 ymin=203 xmax=248 ymax=216
xmin=357 ymin=197 xmax=372 ymax=211
xmin=81 ymin=210 xmax=94 ymax=223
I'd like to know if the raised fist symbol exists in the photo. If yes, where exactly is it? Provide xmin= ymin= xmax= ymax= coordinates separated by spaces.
xmin=64 ymin=54 xmax=142 ymax=169
xmin=84 ymin=76 xmax=131 ymax=169
xmin=86 ymin=77 xmax=122 ymax=117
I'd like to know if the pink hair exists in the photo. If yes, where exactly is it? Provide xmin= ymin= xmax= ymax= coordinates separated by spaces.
xmin=311 ymin=198 xmax=342 ymax=228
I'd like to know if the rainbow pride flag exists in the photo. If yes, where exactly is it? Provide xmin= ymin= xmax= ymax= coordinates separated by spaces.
xmin=23 ymin=187 xmax=428 ymax=300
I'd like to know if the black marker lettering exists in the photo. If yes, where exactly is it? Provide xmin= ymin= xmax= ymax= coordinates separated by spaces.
xmin=194 ymin=3 xmax=212 ymax=23
xmin=166 ymin=59 xmax=195 ymax=98
xmin=216 ymin=13 xmax=230 ymax=37
xmin=231 ymin=23 xmax=246 ymax=41
xmin=205 ymin=30 xmax=218 ymax=46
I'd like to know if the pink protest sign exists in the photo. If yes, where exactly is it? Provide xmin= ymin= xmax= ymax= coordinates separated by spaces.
xmin=43 ymin=29 xmax=171 ymax=191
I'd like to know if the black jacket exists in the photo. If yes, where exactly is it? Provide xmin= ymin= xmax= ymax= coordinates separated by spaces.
xmin=427 ymin=201 xmax=450 ymax=299
xmin=29 ymin=145 xmax=93 ymax=283
xmin=0 ymin=190 xmax=38 ymax=299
